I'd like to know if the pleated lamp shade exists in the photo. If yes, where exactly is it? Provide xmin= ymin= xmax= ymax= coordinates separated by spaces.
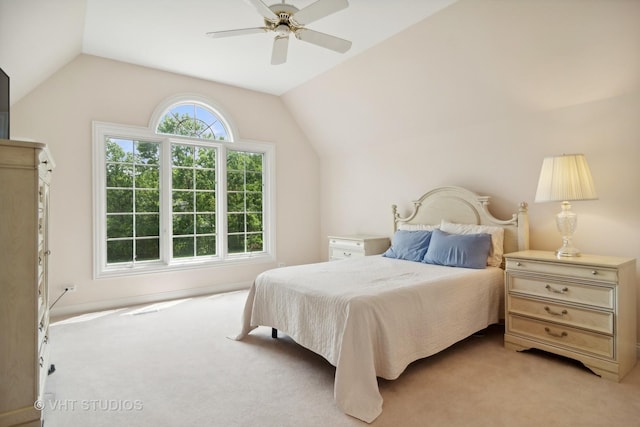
xmin=535 ymin=154 xmax=598 ymax=202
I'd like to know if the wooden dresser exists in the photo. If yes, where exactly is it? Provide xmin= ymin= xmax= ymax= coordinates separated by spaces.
xmin=328 ymin=235 xmax=390 ymax=261
xmin=504 ymin=250 xmax=637 ymax=381
xmin=0 ymin=139 xmax=54 ymax=427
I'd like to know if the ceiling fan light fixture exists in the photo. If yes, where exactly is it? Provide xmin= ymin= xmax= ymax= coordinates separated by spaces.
xmin=275 ymin=23 xmax=291 ymax=36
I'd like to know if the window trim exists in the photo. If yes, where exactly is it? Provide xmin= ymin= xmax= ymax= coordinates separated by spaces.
xmin=92 ymin=120 xmax=276 ymax=279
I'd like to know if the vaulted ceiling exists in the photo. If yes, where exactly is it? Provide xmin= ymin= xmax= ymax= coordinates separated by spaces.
xmin=0 ymin=0 xmax=457 ymax=105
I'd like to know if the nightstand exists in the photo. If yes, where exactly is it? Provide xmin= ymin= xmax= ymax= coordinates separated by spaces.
xmin=504 ymin=250 xmax=637 ymax=381
xmin=328 ymin=235 xmax=390 ymax=261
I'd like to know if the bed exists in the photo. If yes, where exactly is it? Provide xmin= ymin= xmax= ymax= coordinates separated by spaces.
xmin=235 ymin=186 xmax=529 ymax=423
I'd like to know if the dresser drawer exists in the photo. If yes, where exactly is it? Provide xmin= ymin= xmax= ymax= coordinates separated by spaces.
xmin=506 ymin=259 xmax=618 ymax=283
xmin=508 ymin=314 xmax=614 ymax=359
xmin=507 ymin=295 xmax=613 ymax=334
xmin=329 ymin=238 xmax=366 ymax=250
xmin=507 ymin=275 xmax=614 ymax=309
xmin=329 ymin=247 xmax=365 ymax=260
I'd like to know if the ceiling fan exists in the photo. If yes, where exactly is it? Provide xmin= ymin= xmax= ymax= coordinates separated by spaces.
xmin=206 ymin=0 xmax=352 ymax=65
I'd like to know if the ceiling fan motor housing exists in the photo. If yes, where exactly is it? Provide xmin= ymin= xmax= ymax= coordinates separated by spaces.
xmin=266 ymin=4 xmax=302 ymax=33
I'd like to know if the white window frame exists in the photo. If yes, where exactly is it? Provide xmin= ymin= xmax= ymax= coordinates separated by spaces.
xmin=92 ymin=120 xmax=276 ymax=279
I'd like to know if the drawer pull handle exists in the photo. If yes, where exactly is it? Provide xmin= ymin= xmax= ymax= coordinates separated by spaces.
xmin=516 ymin=262 xmax=522 ymax=266
xmin=544 ymin=306 xmax=568 ymax=316
xmin=545 ymin=284 xmax=568 ymax=294
xmin=39 ymin=357 xmax=44 ymax=367
xmin=591 ymin=270 xmax=598 ymax=275
xmin=343 ymin=252 xmax=351 ymax=257
xmin=544 ymin=327 xmax=568 ymax=338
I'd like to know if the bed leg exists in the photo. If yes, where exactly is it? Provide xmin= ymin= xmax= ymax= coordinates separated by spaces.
xmin=271 ymin=328 xmax=278 ymax=339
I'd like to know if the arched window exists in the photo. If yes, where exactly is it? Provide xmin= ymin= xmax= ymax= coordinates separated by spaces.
xmin=156 ymin=102 xmax=231 ymax=141
xmin=93 ymin=96 xmax=274 ymax=278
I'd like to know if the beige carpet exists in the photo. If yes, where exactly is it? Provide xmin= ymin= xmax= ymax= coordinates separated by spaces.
xmin=43 ymin=290 xmax=640 ymax=426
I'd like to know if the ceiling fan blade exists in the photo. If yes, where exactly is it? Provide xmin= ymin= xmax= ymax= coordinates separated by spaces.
xmin=271 ymin=35 xmax=289 ymax=65
xmin=295 ymin=28 xmax=351 ymax=53
xmin=206 ymin=27 xmax=269 ymax=38
xmin=291 ymin=0 xmax=349 ymax=26
xmin=246 ymin=0 xmax=279 ymax=21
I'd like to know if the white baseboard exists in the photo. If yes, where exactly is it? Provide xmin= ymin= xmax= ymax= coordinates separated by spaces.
xmin=50 ymin=281 xmax=251 ymax=320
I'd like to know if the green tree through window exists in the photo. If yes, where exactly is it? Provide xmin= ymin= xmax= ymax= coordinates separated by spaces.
xmin=172 ymin=144 xmax=217 ymax=258
xmin=227 ymin=150 xmax=264 ymax=254
xmin=105 ymin=139 xmax=160 ymax=264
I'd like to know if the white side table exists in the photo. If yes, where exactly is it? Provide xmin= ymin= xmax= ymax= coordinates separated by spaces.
xmin=328 ymin=235 xmax=390 ymax=261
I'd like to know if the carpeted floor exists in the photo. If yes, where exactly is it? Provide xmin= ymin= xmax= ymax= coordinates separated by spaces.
xmin=43 ymin=290 xmax=640 ymax=426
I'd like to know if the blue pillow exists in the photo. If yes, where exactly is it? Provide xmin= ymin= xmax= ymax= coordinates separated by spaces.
xmin=382 ymin=230 xmax=432 ymax=262
xmin=422 ymin=229 xmax=491 ymax=269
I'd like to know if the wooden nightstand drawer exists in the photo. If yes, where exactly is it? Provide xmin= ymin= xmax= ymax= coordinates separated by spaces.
xmin=329 ymin=238 xmax=366 ymax=250
xmin=507 ymin=295 xmax=613 ymax=334
xmin=508 ymin=314 xmax=614 ymax=359
xmin=505 ymin=259 xmax=618 ymax=283
xmin=329 ymin=247 xmax=365 ymax=260
xmin=508 ymin=275 xmax=614 ymax=309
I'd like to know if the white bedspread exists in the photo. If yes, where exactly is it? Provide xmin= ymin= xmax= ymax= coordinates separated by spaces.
xmin=235 ymin=256 xmax=503 ymax=423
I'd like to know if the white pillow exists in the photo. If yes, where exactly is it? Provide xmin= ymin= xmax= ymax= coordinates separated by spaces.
xmin=397 ymin=223 xmax=439 ymax=231
xmin=440 ymin=220 xmax=504 ymax=267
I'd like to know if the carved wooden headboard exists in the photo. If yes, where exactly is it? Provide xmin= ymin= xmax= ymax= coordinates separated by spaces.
xmin=392 ymin=186 xmax=529 ymax=255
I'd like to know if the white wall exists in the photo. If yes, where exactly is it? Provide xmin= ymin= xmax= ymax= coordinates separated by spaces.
xmin=11 ymin=54 xmax=321 ymax=315
xmin=283 ymin=1 xmax=640 ymax=341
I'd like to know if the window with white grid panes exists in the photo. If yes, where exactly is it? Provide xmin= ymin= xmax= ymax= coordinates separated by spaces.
xmin=93 ymin=97 xmax=275 ymax=278
xmin=105 ymin=138 xmax=160 ymax=265
xmin=171 ymin=144 xmax=217 ymax=258
xmin=227 ymin=150 xmax=264 ymax=254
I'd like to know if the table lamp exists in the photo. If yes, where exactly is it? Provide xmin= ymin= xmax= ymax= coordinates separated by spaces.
xmin=534 ymin=154 xmax=598 ymax=257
